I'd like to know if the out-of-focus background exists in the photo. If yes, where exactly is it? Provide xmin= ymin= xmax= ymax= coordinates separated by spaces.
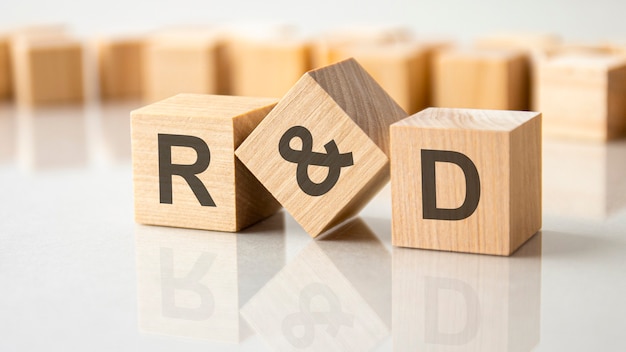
xmin=2 ymin=2 xmax=626 ymax=351
xmin=4 ymin=0 xmax=626 ymax=42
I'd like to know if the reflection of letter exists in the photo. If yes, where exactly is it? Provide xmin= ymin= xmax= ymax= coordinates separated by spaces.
xmin=421 ymin=149 xmax=481 ymax=220
xmin=158 ymin=133 xmax=215 ymax=206
xmin=424 ymin=276 xmax=480 ymax=345
xmin=160 ymin=248 xmax=216 ymax=320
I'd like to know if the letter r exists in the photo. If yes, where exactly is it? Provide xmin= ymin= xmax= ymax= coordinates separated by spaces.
xmin=158 ymin=134 xmax=216 ymax=207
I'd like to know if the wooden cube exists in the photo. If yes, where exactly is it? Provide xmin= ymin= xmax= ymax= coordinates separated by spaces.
xmin=236 ymin=58 xmax=407 ymax=237
xmin=97 ymin=36 xmax=144 ymax=100
xmin=391 ymin=108 xmax=542 ymax=256
xmin=0 ymin=35 xmax=11 ymax=100
xmin=131 ymin=93 xmax=281 ymax=232
xmin=475 ymin=32 xmax=562 ymax=110
xmin=434 ymin=49 xmax=529 ymax=110
xmin=241 ymin=218 xmax=389 ymax=350
xmin=228 ymin=37 xmax=311 ymax=98
xmin=12 ymin=37 xmax=84 ymax=105
xmin=142 ymin=32 xmax=226 ymax=103
xmin=475 ymin=32 xmax=561 ymax=52
xmin=332 ymin=43 xmax=428 ymax=114
xmin=537 ymin=54 xmax=626 ymax=141
xmin=311 ymin=26 xmax=413 ymax=68
xmin=393 ymin=233 xmax=541 ymax=350
xmin=136 ymin=213 xmax=285 ymax=342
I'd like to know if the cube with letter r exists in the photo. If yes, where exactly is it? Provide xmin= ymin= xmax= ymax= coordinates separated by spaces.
xmin=131 ymin=93 xmax=280 ymax=232
xmin=390 ymin=108 xmax=542 ymax=256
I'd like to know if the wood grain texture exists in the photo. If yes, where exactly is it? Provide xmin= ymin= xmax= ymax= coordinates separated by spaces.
xmin=331 ymin=43 xmax=428 ymax=114
xmin=97 ymin=37 xmax=144 ymax=100
xmin=537 ymin=54 xmax=626 ymax=141
xmin=228 ymin=37 xmax=311 ymax=98
xmin=12 ymin=37 xmax=84 ymax=105
xmin=142 ymin=32 xmax=227 ymax=103
xmin=0 ymin=35 xmax=11 ymax=100
xmin=391 ymin=108 xmax=542 ymax=256
xmin=434 ymin=49 xmax=529 ymax=111
xmin=131 ymin=93 xmax=280 ymax=232
xmin=236 ymin=58 xmax=407 ymax=237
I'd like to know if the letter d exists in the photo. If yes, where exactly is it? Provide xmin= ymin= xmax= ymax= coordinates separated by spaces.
xmin=421 ymin=149 xmax=480 ymax=220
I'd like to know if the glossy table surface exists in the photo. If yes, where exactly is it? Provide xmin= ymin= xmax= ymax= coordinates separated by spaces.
xmin=1 ymin=102 xmax=625 ymax=351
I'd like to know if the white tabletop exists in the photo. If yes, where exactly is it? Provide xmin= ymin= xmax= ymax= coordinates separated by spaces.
xmin=1 ymin=102 xmax=625 ymax=351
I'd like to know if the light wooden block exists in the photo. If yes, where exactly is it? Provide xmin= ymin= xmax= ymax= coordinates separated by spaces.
xmin=228 ymin=37 xmax=311 ymax=98
xmin=537 ymin=54 xmax=626 ymax=141
xmin=136 ymin=213 xmax=285 ymax=342
xmin=12 ymin=38 xmax=84 ymax=105
xmin=236 ymin=58 xmax=407 ymax=237
xmin=131 ymin=93 xmax=281 ymax=232
xmin=434 ymin=49 xmax=529 ymax=110
xmin=241 ymin=218 xmax=389 ymax=350
xmin=332 ymin=43 xmax=428 ymax=114
xmin=393 ymin=233 xmax=541 ymax=351
xmin=142 ymin=32 xmax=226 ymax=102
xmin=97 ymin=37 xmax=144 ymax=100
xmin=311 ymin=26 xmax=413 ymax=68
xmin=391 ymin=108 xmax=542 ymax=256
xmin=475 ymin=32 xmax=561 ymax=52
xmin=475 ymin=32 xmax=562 ymax=111
xmin=0 ymin=35 xmax=11 ymax=100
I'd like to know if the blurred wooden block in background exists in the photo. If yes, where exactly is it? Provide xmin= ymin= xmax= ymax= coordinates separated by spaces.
xmin=131 ymin=93 xmax=280 ymax=232
xmin=475 ymin=32 xmax=561 ymax=110
xmin=236 ymin=58 xmax=407 ymax=238
xmin=142 ymin=30 xmax=227 ymax=103
xmin=391 ymin=108 xmax=542 ymax=256
xmin=311 ymin=25 xmax=413 ymax=68
xmin=537 ymin=54 xmax=626 ymax=141
xmin=12 ymin=37 xmax=84 ymax=105
xmin=0 ymin=34 xmax=10 ymax=100
xmin=475 ymin=32 xmax=561 ymax=52
xmin=332 ymin=43 xmax=428 ymax=114
xmin=228 ymin=36 xmax=311 ymax=98
xmin=434 ymin=49 xmax=529 ymax=110
xmin=97 ymin=36 xmax=144 ymax=100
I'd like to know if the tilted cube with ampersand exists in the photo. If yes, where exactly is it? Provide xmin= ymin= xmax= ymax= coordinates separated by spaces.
xmin=236 ymin=58 xmax=407 ymax=237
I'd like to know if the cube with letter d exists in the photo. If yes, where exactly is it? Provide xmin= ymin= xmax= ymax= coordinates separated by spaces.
xmin=391 ymin=108 xmax=542 ymax=255
xmin=131 ymin=93 xmax=281 ymax=232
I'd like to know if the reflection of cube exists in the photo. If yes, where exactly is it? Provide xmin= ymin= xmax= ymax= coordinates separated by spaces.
xmin=12 ymin=38 xmax=84 ymax=105
xmin=142 ymin=32 xmax=226 ymax=102
xmin=434 ymin=49 xmax=529 ymax=110
xmin=241 ymin=219 xmax=389 ymax=350
xmin=543 ymin=140 xmax=626 ymax=219
xmin=236 ymin=58 xmax=407 ymax=237
xmin=393 ymin=234 xmax=541 ymax=351
xmin=391 ymin=108 xmax=542 ymax=255
xmin=537 ymin=54 xmax=626 ymax=141
xmin=0 ymin=35 xmax=11 ymax=99
xmin=135 ymin=213 xmax=286 ymax=343
xmin=332 ymin=43 xmax=428 ymax=114
xmin=97 ymin=37 xmax=144 ymax=100
xmin=228 ymin=37 xmax=311 ymax=98
xmin=131 ymin=94 xmax=280 ymax=232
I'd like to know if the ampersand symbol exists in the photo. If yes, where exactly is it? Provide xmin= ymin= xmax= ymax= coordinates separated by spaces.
xmin=281 ymin=283 xmax=355 ymax=348
xmin=279 ymin=126 xmax=354 ymax=197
